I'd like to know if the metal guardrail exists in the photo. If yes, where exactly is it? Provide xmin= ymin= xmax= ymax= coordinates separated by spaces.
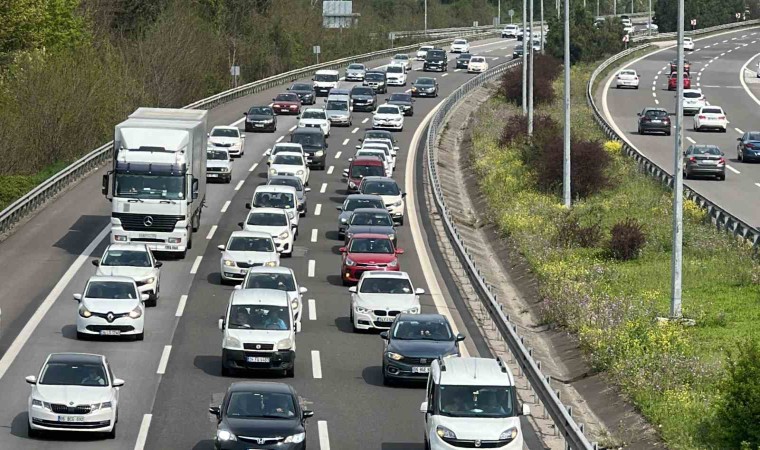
xmin=630 ymin=18 xmax=760 ymax=41
xmin=425 ymin=62 xmax=595 ymax=448
xmin=588 ymin=27 xmax=760 ymax=247
xmin=0 ymin=27 xmax=500 ymax=237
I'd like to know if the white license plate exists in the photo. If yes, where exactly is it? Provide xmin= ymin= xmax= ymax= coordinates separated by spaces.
xmin=58 ymin=416 xmax=85 ymax=422
xmin=377 ymin=316 xmax=395 ymax=322
xmin=208 ymin=173 xmax=219 ymax=177
xmin=165 ymin=245 xmax=179 ymax=250
xmin=255 ymin=124 xmax=264 ymax=127
xmin=412 ymin=366 xmax=430 ymax=374
xmin=139 ymin=233 xmax=156 ymax=239
xmin=651 ymin=120 xmax=661 ymax=123
xmin=246 ymin=356 xmax=270 ymax=363
xmin=100 ymin=330 xmax=121 ymax=336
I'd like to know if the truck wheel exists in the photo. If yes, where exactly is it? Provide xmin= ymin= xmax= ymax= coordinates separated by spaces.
xmin=192 ymin=212 xmax=200 ymax=232
xmin=187 ymin=228 xmax=193 ymax=250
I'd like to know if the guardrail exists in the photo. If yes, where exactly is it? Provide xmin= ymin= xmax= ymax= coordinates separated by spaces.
xmin=425 ymin=62 xmax=596 ymax=448
xmin=588 ymin=29 xmax=760 ymax=246
xmin=631 ymin=18 xmax=760 ymax=41
xmin=0 ymin=27 xmax=500 ymax=238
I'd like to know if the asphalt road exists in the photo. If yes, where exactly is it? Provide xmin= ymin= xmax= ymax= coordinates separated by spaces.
xmin=0 ymin=37 xmax=536 ymax=450
xmin=600 ymin=26 xmax=760 ymax=229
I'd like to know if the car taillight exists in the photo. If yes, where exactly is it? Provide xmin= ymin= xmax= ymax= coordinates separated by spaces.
xmin=746 ymin=143 xmax=755 ymax=149
xmin=718 ymin=116 xmax=726 ymax=120
xmin=698 ymin=115 xmax=706 ymax=119
xmin=641 ymin=117 xmax=650 ymax=122
xmin=718 ymin=158 xmax=726 ymax=165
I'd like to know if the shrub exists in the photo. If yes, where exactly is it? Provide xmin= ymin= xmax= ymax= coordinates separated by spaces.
xmin=608 ymin=218 xmax=646 ymax=260
xmin=498 ymin=54 xmax=562 ymax=106
xmin=499 ymin=114 xmax=528 ymax=147
xmin=715 ymin=338 xmax=760 ymax=448
xmin=534 ymin=137 xmax=610 ymax=198
xmin=554 ymin=213 xmax=602 ymax=248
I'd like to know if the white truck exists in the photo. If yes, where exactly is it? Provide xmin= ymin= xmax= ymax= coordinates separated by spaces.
xmin=102 ymin=108 xmax=207 ymax=258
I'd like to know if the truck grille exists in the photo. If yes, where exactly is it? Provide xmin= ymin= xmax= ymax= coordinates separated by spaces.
xmin=243 ymin=343 xmax=275 ymax=350
xmin=113 ymin=213 xmax=183 ymax=233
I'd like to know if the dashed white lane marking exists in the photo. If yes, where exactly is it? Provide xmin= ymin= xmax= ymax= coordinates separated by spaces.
xmin=455 ymin=68 xmax=462 ymax=72
xmin=221 ymin=200 xmax=231 ymax=213
xmin=231 ymin=117 xmax=246 ymax=127
xmin=342 ymin=138 xmax=349 ymax=146
xmin=755 ymin=183 xmax=760 ymax=189
xmin=405 ymin=89 xmax=412 ymax=93
xmin=654 ymin=98 xmax=660 ymax=105
xmin=362 ymin=118 xmax=369 ymax=124
xmin=190 ymin=256 xmax=203 ymax=274
xmin=753 ymin=40 xmax=758 ymax=44
xmin=318 ymin=421 xmax=331 ymax=450
xmin=157 ymin=345 xmax=172 ymax=374
xmin=308 ymin=260 xmax=316 ymax=277
xmin=351 ymin=127 xmax=359 ymax=134
xmin=249 ymin=162 xmax=258 ymax=172
xmin=314 ymin=204 xmax=322 ymax=216
xmin=289 ymin=125 xmax=297 ymax=131
xmin=705 ymin=45 xmax=711 ymax=48
xmin=335 ymin=151 xmax=342 ymax=159
xmin=728 ymin=49 xmax=733 ymax=53
xmin=308 ymin=299 xmax=317 ymax=320
xmin=726 ymin=165 xmax=740 ymax=174
xmin=694 ymin=48 xmax=701 ymax=52
xmin=657 ymin=70 xmax=662 ymax=75
xmin=206 ymin=225 xmax=217 ymax=240
xmin=327 ymin=166 xmax=334 ymax=175
xmin=652 ymin=92 xmax=656 ymax=98
xmin=686 ymin=137 xmax=696 ymax=144
xmin=442 ymin=73 xmax=448 ymax=77
xmin=311 ymin=229 xmax=318 ymax=243
xmin=654 ymin=75 xmax=658 ymax=80
xmin=722 ymin=39 xmax=728 ymax=43
xmin=720 ymin=52 xmax=726 ymax=56
xmin=493 ymin=57 xmax=500 ymax=60
xmin=312 ymin=350 xmax=323 ymax=379
xmin=175 ymin=295 xmax=188 ymax=317
xmin=320 ymin=183 xmax=327 ymax=193
xmin=234 ymin=180 xmax=244 ymax=191
xmin=276 ymin=136 xmax=284 ymax=143
xmin=134 ymin=414 xmax=153 ymax=450
xmin=735 ymin=127 xmax=744 ymax=134
xmin=732 ymin=37 xmax=737 ymax=40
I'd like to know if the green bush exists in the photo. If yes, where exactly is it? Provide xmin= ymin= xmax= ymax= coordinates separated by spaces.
xmin=544 ymin=3 xmax=625 ymax=64
xmin=608 ymin=218 xmax=646 ymax=260
xmin=716 ymin=338 xmax=760 ymax=448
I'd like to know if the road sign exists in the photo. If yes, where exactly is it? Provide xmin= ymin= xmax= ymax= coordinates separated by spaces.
xmin=508 ymin=9 xmax=515 ymax=18
xmin=230 ymin=66 xmax=240 ymax=76
xmin=473 ymin=21 xmax=479 ymax=27
xmin=388 ymin=32 xmax=395 ymax=40
xmin=313 ymin=45 xmax=321 ymax=54
xmin=690 ymin=19 xmax=696 ymax=26
xmin=622 ymin=34 xmax=629 ymax=42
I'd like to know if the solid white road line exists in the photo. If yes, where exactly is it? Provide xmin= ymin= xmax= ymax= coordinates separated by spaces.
xmin=276 ymin=136 xmax=284 ymax=143
xmin=0 ymin=224 xmax=110 ymax=381
xmin=175 ymin=295 xmax=188 ymax=317
xmin=320 ymin=183 xmax=327 ymax=193
xmin=133 ymin=414 xmax=153 ymax=450
xmin=362 ymin=118 xmax=369 ymax=124
xmin=221 ymin=200 xmax=231 ymax=213
xmin=314 ymin=204 xmax=322 ymax=216
xmin=442 ymin=73 xmax=449 ymax=77
xmin=308 ymin=260 xmax=316 ymax=277
xmin=190 ymin=256 xmax=203 ymax=274
xmin=351 ymin=127 xmax=359 ymax=134
xmin=206 ymin=225 xmax=217 ymax=240
xmin=735 ymin=127 xmax=744 ymax=134
xmin=327 ymin=166 xmax=334 ymax=175
xmin=157 ymin=345 xmax=172 ymax=374
xmin=739 ymin=52 xmax=760 ymax=109
xmin=726 ymin=165 xmax=740 ymax=174
xmin=335 ymin=151 xmax=342 ymax=159
xmin=686 ymin=137 xmax=696 ymax=144
xmin=234 ymin=180 xmax=244 ymax=191
xmin=308 ymin=299 xmax=317 ymax=320
xmin=318 ymin=421 xmax=330 ymax=450
xmin=755 ymin=183 xmax=760 ymax=189
xmin=231 ymin=117 xmax=246 ymax=127
xmin=311 ymin=229 xmax=318 ymax=243
xmin=311 ymin=350 xmax=323 ymax=379
xmin=342 ymin=138 xmax=349 ymax=146
xmin=249 ymin=162 xmax=258 ymax=172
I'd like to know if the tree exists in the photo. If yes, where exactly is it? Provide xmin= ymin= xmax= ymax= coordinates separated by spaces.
xmin=716 ymin=338 xmax=760 ymax=447
xmin=654 ymin=0 xmax=745 ymax=33
xmin=545 ymin=1 xmax=624 ymax=64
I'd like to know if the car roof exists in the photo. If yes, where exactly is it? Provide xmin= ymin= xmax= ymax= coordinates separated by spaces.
xmin=211 ymin=125 xmax=239 ymax=131
xmin=345 ymin=194 xmax=384 ymax=201
xmin=362 ymin=270 xmax=410 ymax=279
xmin=302 ymin=107 xmax=326 ymax=113
xmin=315 ymin=69 xmax=339 ymax=75
xmin=268 ymin=175 xmax=303 ymax=185
xmin=274 ymin=143 xmax=303 ymax=150
xmin=396 ymin=313 xmax=448 ymax=322
xmin=228 ymin=381 xmax=294 ymax=394
xmin=352 ymin=207 xmax=391 ymax=214
xmin=272 ymin=151 xmax=305 ymax=159
xmin=352 ymin=156 xmax=384 ymax=165
xmin=248 ymin=207 xmax=288 ymax=215
xmin=47 ymin=353 xmax=104 ymax=365
xmin=433 ymin=357 xmax=515 ymax=386
xmin=246 ymin=265 xmax=295 ymax=275
xmin=683 ymin=88 xmax=702 ymax=93
xmin=230 ymin=288 xmax=289 ymax=306
xmin=361 ymin=176 xmax=396 ymax=183
xmin=87 ymin=275 xmax=135 ymax=284
xmin=292 ymin=127 xmax=324 ymax=135
xmin=254 ymin=184 xmax=297 ymax=194
xmin=643 ymin=107 xmax=668 ymax=112
xmin=350 ymin=232 xmax=393 ymax=240
xmin=229 ymin=230 xmax=273 ymax=240
xmin=104 ymin=243 xmax=149 ymax=253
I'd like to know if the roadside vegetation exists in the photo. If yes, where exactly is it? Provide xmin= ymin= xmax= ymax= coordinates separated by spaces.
xmin=469 ymin=50 xmax=760 ymax=447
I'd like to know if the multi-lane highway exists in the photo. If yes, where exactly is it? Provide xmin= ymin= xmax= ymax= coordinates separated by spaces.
xmin=0 ymin=37 xmax=530 ymax=449
xmin=600 ymin=26 xmax=760 ymax=228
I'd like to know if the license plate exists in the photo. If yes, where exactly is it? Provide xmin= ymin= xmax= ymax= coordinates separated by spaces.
xmin=377 ymin=316 xmax=395 ymax=322
xmin=58 ymin=416 xmax=85 ymax=422
xmin=246 ymin=356 xmax=270 ymax=363
xmin=139 ymin=233 xmax=156 ymax=239
xmin=651 ymin=120 xmax=661 ymax=123
xmin=100 ymin=330 xmax=121 ymax=336
xmin=412 ymin=366 xmax=430 ymax=374
xmin=165 ymin=245 xmax=179 ymax=250
xmin=208 ymin=173 xmax=218 ymax=177
xmin=255 ymin=124 xmax=264 ymax=128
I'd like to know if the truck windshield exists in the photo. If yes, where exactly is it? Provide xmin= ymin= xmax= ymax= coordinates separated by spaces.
xmin=115 ymin=173 xmax=185 ymax=200
xmin=437 ymin=385 xmax=515 ymax=418
xmin=315 ymin=74 xmax=339 ymax=82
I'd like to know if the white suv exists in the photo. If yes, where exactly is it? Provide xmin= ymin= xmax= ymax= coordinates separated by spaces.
xmin=420 ymin=357 xmax=531 ymax=450
xmin=348 ymin=271 xmax=423 ymax=331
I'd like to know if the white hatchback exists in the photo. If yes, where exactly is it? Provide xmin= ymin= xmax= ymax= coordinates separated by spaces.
xmin=219 ymin=231 xmax=279 ymax=284
xmin=683 ymin=37 xmax=695 ymax=51
xmin=467 ymin=56 xmax=489 ymax=73
xmin=386 ymin=64 xmax=408 ymax=86
xmin=298 ymin=108 xmax=331 ymax=136
xmin=208 ymin=125 xmax=245 ymax=157
xmin=265 ymin=143 xmax=305 ymax=166
xmin=349 ymin=271 xmax=423 ymax=331
xmin=269 ymin=151 xmax=310 ymax=186
xmin=241 ymin=207 xmax=296 ymax=256
xmin=75 ymin=276 xmax=147 ymax=340
xmin=615 ymin=69 xmax=639 ymax=89
xmin=373 ymin=104 xmax=404 ymax=131
xmin=450 ymin=39 xmax=470 ymax=53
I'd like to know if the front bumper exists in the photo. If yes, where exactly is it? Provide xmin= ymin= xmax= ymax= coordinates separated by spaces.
xmin=456 ymin=62 xmax=469 ymax=69
xmin=245 ymin=121 xmax=276 ymax=131
xmin=366 ymin=84 xmax=387 ymax=92
xmin=373 ymin=120 xmax=403 ymax=130
xmin=352 ymin=305 xmax=401 ymax=329
xmin=274 ymin=106 xmax=299 ymax=115
xmin=429 ymin=434 xmax=523 ymax=450
xmin=273 ymin=235 xmax=294 ymax=254
xmin=424 ymin=63 xmax=446 ymax=71
xmin=384 ymin=357 xmax=434 ymax=381
xmin=328 ymin=115 xmax=352 ymax=125
xmin=29 ymin=407 xmax=115 ymax=433
xmin=387 ymin=78 xmax=405 ymax=86
xmin=616 ymin=80 xmax=639 ymax=88
xmin=468 ymin=66 xmax=487 ymax=73
xmin=343 ymin=264 xmax=398 ymax=284
xmin=110 ymin=226 xmax=187 ymax=254
xmin=352 ymin=101 xmax=375 ymax=112
xmin=346 ymin=73 xmax=365 ymax=81
xmin=386 ymin=203 xmax=404 ymax=220
xmin=215 ymin=437 xmax=305 ymax=450
xmin=207 ymin=170 xmax=232 ymax=181
xmin=314 ymin=86 xmax=334 ymax=96
xmin=222 ymin=348 xmax=295 ymax=372
xmin=77 ymin=314 xmax=144 ymax=336
xmin=305 ymin=153 xmax=326 ymax=167
xmin=412 ymin=89 xmax=436 ymax=97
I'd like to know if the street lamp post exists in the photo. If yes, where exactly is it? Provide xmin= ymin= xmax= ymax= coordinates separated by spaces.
xmin=424 ymin=0 xmax=428 ymax=34
xmin=528 ymin=0 xmax=534 ymax=136
xmin=563 ymin=0 xmax=571 ymax=207
xmin=522 ymin=0 xmax=528 ymax=115
xmin=671 ymin=0 xmax=685 ymax=319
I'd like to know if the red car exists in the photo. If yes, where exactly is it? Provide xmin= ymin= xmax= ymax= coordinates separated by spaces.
xmin=271 ymin=93 xmax=301 ymax=115
xmin=343 ymin=156 xmax=386 ymax=193
xmin=668 ymin=72 xmax=691 ymax=90
xmin=339 ymin=233 xmax=403 ymax=285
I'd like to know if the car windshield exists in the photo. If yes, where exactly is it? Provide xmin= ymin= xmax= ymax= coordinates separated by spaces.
xmin=273 ymin=145 xmax=302 ymax=155
xmin=269 ymin=178 xmax=302 ymax=191
xmin=471 ymin=57 xmax=485 ymax=63
xmin=350 ymin=212 xmax=393 ymax=226
xmin=248 ymin=107 xmax=272 ymax=115
xmin=645 ymin=110 xmax=668 ymax=118
xmin=365 ymin=131 xmax=393 ymax=141
xmin=683 ymin=92 xmax=702 ymax=98
xmin=427 ymin=50 xmax=445 ymax=59
xmin=208 ymin=150 xmax=228 ymax=160
xmin=291 ymin=84 xmax=311 ymax=91
xmin=394 ymin=54 xmax=408 ymax=60
xmin=620 ymin=70 xmax=636 ymax=76
xmin=226 ymin=391 xmax=296 ymax=419
xmin=438 ymin=385 xmax=515 ymax=418
xmin=416 ymin=78 xmax=435 ymax=86
xmin=227 ymin=237 xmax=274 ymax=252
xmin=302 ymin=110 xmax=325 ymax=120
xmin=348 ymin=237 xmax=394 ymax=254
xmin=291 ymin=133 xmax=322 ymax=146
xmin=377 ymin=106 xmax=398 ymax=115
xmin=253 ymin=192 xmax=295 ymax=208
xmin=348 ymin=64 xmax=365 ymax=70
xmin=458 ymin=53 xmax=472 ymax=59
xmin=101 ymin=250 xmax=151 ymax=267
xmin=39 ymin=362 xmax=108 ymax=387
xmin=389 ymin=94 xmax=411 ymax=102
xmin=345 ymin=198 xmax=384 ymax=211
xmin=115 ymin=173 xmax=185 ymax=200
xmin=366 ymin=73 xmax=384 ymax=81
xmin=357 ymin=151 xmax=385 ymax=161
xmin=690 ymin=146 xmax=721 ymax=155
xmin=315 ymin=73 xmax=339 ymax=82
xmin=247 ymin=212 xmax=288 ymax=226
xmin=702 ymin=108 xmax=722 ymax=114
xmin=362 ymin=180 xmax=400 ymax=196
xmin=387 ymin=66 xmax=404 ymax=73
xmin=326 ymin=101 xmax=348 ymax=111
xmin=244 ymin=273 xmax=296 ymax=291
xmin=211 ymin=128 xmax=238 ymax=138
xmin=359 ymin=277 xmax=413 ymax=294
xmin=454 ymin=40 xmax=466 ymax=44
xmin=392 ymin=318 xmax=452 ymax=340
xmin=227 ymin=305 xmax=290 ymax=330
xmin=352 ymin=87 xmax=374 ymax=96
xmin=273 ymin=154 xmax=303 ymax=166
xmin=351 ymin=164 xmax=385 ymax=178
xmin=275 ymin=94 xmax=298 ymax=102
xmin=85 ymin=281 xmax=137 ymax=299
xmin=420 ymin=46 xmax=433 ymax=51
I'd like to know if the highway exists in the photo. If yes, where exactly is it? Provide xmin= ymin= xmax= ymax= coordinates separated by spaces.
xmin=600 ymin=26 xmax=760 ymax=229
xmin=0 ymin=37 xmax=533 ymax=449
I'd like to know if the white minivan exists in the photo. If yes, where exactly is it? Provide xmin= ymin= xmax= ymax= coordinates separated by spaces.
xmin=313 ymin=69 xmax=340 ymax=96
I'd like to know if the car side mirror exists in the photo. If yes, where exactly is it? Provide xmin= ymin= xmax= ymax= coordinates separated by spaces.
xmin=296 ymin=115 xmax=301 ymax=119
xmin=636 ymin=113 xmax=641 ymax=116
xmin=207 ymin=132 xmax=210 ymax=137
xmin=155 ymin=261 xmax=163 ymax=268
xmin=113 ymin=378 xmax=125 ymax=387
xmin=141 ymin=294 xmax=149 ymax=302
xmin=245 ymin=202 xmax=252 ymax=210
xmin=305 ymin=187 xmax=311 ymax=192
xmin=415 ymin=288 xmax=426 ymax=295
xmin=238 ymin=221 xmax=245 ymax=228
xmin=299 ymin=287 xmax=308 ymax=294
xmin=217 ymin=245 xmax=225 ymax=251
xmin=336 ymin=205 xmax=343 ymax=210
xmin=339 ymin=246 xmax=347 ymax=253
xmin=209 ymin=406 xmax=221 ymax=420
xmin=241 ymin=134 xmax=246 ymax=139
xmin=456 ymin=333 xmax=466 ymax=342
xmin=419 ymin=401 xmax=429 ymax=413
xmin=73 ymin=293 xmax=82 ymax=302
xmin=243 ymin=112 xmax=248 ymax=116
xmin=234 ymin=285 xmax=242 ymax=290
xmin=347 ymin=158 xmax=353 ymax=162
xmin=355 ymin=145 xmax=361 ymax=149
xmin=721 ymin=152 xmax=725 ymax=156
xmin=303 ymin=410 xmax=314 ymax=419
xmin=25 ymin=375 xmax=37 ymax=385
xmin=348 ymin=286 xmax=357 ymax=293
xmin=737 ymin=137 xmax=742 ymax=141
xmin=521 ymin=404 xmax=531 ymax=416
xmin=91 ymin=259 xmax=99 ymax=267
xmin=272 ymin=98 xmax=276 ymax=101
xmin=401 ymin=192 xmax=407 ymax=198
xmin=380 ymin=331 xmax=389 ymax=340
xmin=264 ymin=149 xmax=272 ymax=156
xmin=192 ymin=178 xmax=199 ymax=200
xmin=218 ymin=316 xmax=225 ymax=330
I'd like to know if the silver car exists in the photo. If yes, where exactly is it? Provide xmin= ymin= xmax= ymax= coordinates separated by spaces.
xmin=267 ymin=175 xmax=311 ymax=216
xmin=345 ymin=63 xmax=366 ymax=81
xmin=336 ymin=194 xmax=385 ymax=238
xmin=325 ymin=95 xmax=353 ymax=126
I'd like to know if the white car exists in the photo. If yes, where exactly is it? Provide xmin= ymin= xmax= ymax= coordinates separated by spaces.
xmin=390 ymin=54 xmax=411 ymax=71
xmin=93 ymin=243 xmax=162 ymax=307
xmin=239 ymin=266 xmax=308 ymax=325
xmin=349 ymin=271 xmax=422 ymax=332
xmin=385 ymin=64 xmax=407 ymax=86
xmin=693 ymin=106 xmax=728 ymax=132
xmin=417 ymin=45 xmax=434 ymax=61
xmin=362 ymin=141 xmax=396 ymax=171
xmin=644 ymin=22 xmax=659 ymax=32
xmin=373 ymin=104 xmax=404 ymax=131
xmin=467 ymin=56 xmax=489 ymax=73
xmin=501 ymin=25 xmax=520 ymax=38
xmin=208 ymin=125 xmax=245 ymax=157
xmin=313 ymin=69 xmax=340 ymax=96
xmin=450 ymin=39 xmax=470 ymax=53
xmin=682 ymin=89 xmax=706 ymax=115
xmin=615 ymin=69 xmax=640 ymax=89
xmin=75 ymin=276 xmax=147 ymax=340
xmin=219 ymin=231 xmax=280 ymax=284
xmin=359 ymin=176 xmax=406 ymax=225
xmin=248 ymin=185 xmax=300 ymax=230
xmin=26 ymin=353 xmax=123 ymax=438
xmin=269 ymin=152 xmax=310 ymax=186
xmin=298 ymin=108 xmax=331 ymax=136
xmin=206 ymin=148 xmax=233 ymax=183
xmin=623 ymin=25 xmax=635 ymax=35
xmin=683 ymin=37 xmax=695 ymax=51
xmin=621 ymin=18 xmax=633 ymax=28
xmin=265 ymin=143 xmax=304 ymax=166
xmin=241 ymin=207 xmax=296 ymax=256
xmin=345 ymin=63 xmax=366 ymax=81
xmin=354 ymin=150 xmax=392 ymax=177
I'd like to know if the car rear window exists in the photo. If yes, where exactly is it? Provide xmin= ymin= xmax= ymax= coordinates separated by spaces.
xmin=683 ymin=92 xmax=702 ymax=98
xmin=702 ymin=108 xmax=722 ymax=114
xmin=645 ymin=110 xmax=668 ymax=118
xmin=427 ymin=50 xmax=446 ymax=59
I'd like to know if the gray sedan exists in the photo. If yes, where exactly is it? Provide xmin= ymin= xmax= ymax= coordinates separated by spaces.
xmin=345 ymin=63 xmax=367 ymax=81
xmin=343 ymin=208 xmax=397 ymax=246
xmin=336 ymin=196 xmax=386 ymax=238
xmin=683 ymin=145 xmax=726 ymax=180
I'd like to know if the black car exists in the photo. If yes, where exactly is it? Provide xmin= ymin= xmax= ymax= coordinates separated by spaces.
xmin=411 ymin=77 xmax=438 ymax=97
xmin=637 ymin=107 xmax=671 ymax=135
xmin=290 ymin=127 xmax=327 ymax=170
xmin=512 ymin=45 xmax=525 ymax=59
xmin=364 ymin=71 xmax=388 ymax=93
xmin=455 ymin=52 xmax=473 ymax=69
xmin=210 ymin=382 xmax=313 ymax=450
xmin=350 ymin=85 xmax=377 ymax=112
xmin=243 ymin=106 xmax=277 ymax=132
xmin=423 ymin=49 xmax=448 ymax=72
xmin=343 ymin=208 xmax=396 ymax=246
xmin=286 ymin=83 xmax=316 ymax=105
xmin=380 ymin=313 xmax=465 ymax=385
xmin=737 ymin=131 xmax=760 ymax=162
xmin=386 ymin=93 xmax=414 ymax=116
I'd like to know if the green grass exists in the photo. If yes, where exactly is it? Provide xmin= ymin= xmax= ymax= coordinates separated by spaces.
xmin=469 ymin=64 xmax=760 ymax=448
xmin=0 ymin=161 xmax=72 ymax=211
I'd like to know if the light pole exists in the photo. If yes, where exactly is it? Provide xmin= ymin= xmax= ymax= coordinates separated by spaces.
xmin=528 ymin=0 xmax=534 ymax=136
xmin=671 ymin=0 xmax=685 ymax=319
xmin=614 ymin=0 xmax=616 ymax=16
xmin=563 ymin=0 xmax=571 ymax=207
xmin=597 ymin=0 xmax=600 ymax=18
xmin=498 ymin=0 xmax=501 ymax=25
xmin=540 ymin=0 xmax=544 ymax=52
xmin=631 ymin=0 xmax=634 ymax=14
xmin=522 ymin=0 xmax=528 ymax=115
xmin=424 ymin=0 xmax=428 ymax=34
xmin=648 ymin=0 xmax=653 ymax=36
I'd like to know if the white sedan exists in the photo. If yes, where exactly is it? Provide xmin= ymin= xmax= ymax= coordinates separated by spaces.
xmin=298 ymin=108 xmax=331 ymax=136
xmin=615 ymin=69 xmax=640 ymax=89
xmin=208 ymin=125 xmax=245 ymax=157
xmin=467 ymin=56 xmax=489 ymax=73
xmin=349 ymin=271 xmax=423 ymax=332
xmin=416 ymin=45 xmax=433 ymax=60
xmin=218 ymin=231 xmax=279 ymax=284
xmin=372 ymin=105 xmax=404 ymax=131
xmin=269 ymin=152 xmax=310 ymax=186
xmin=450 ymin=39 xmax=470 ymax=53
xmin=683 ymin=37 xmax=695 ymax=51
xmin=390 ymin=54 xmax=411 ymax=71
xmin=693 ymin=106 xmax=728 ymax=132
xmin=242 ymin=208 xmax=295 ymax=256
xmin=265 ymin=143 xmax=304 ymax=166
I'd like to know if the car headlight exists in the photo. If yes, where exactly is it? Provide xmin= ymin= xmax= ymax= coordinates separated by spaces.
xmin=269 ymin=169 xmax=277 ymax=175
xmin=277 ymin=338 xmax=293 ymax=350
xmin=144 ymin=277 xmax=156 ymax=284
xmin=393 ymin=200 xmax=403 ymax=207
xmin=100 ymin=401 xmax=113 ymax=409
xmin=355 ymin=305 xmax=372 ymax=314
xmin=499 ymin=427 xmax=519 ymax=440
xmin=278 ymin=230 xmax=290 ymax=239
xmin=296 ymin=170 xmax=305 ymax=175
xmin=264 ymin=118 xmax=274 ymax=123
xmin=315 ymin=150 xmax=324 ymax=157
xmin=340 ymin=217 xmax=348 ymax=223
xmin=284 ymin=432 xmax=306 ymax=443
xmin=32 ymin=399 xmax=51 ymax=410
xmin=223 ymin=336 xmax=242 ymax=349
xmin=388 ymin=233 xmax=395 ymax=241
xmin=346 ymin=233 xmax=353 ymax=240
xmin=219 ymin=167 xmax=229 ymax=173
xmin=217 ymin=429 xmax=237 ymax=441
xmin=291 ymin=299 xmax=299 ymax=310
xmin=79 ymin=306 xmax=92 ymax=318
xmin=345 ymin=257 xmax=355 ymax=266
xmin=386 ymin=352 xmax=404 ymax=361
xmin=436 ymin=425 xmax=456 ymax=439
xmin=129 ymin=306 xmax=142 ymax=319
xmin=406 ymin=306 xmax=420 ymax=314
xmin=265 ymin=260 xmax=277 ymax=267
xmin=388 ymin=260 xmax=398 ymax=268
xmin=223 ymin=259 xmax=236 ymax=267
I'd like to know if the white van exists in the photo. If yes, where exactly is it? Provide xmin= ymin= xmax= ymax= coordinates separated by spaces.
xmin=247 ymin=185 xmax=300 ymax=230
xmin=420 ymin=357 xmax=531 ymax=449
xmin=218 ymin=288 xmax=299 ymax=377
xmin=313 ymin=69 xmax=340 ymax=96
xmin=325 ymin=94 xmax=353 ymax=126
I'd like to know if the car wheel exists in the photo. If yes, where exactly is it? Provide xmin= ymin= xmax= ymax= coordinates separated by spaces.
xmin=107 ymin=423 xmax=117 ymax=439
xmin=666 ymin=131 xmax=671 ymax=136
xmin=683 ymin=169 xmax=690 ymax=179
xmin=399 ymin=216 xmax=404 ymax=226
xmin=283 ymin=250 xmax=293 ymax=258
xmin=638 ymin=126 xmax=642 ymax=135
xmin=76 ymin=331 xmax=89 ymax=341
xmin=382 ymin=371 xmax=394 ymax=387
xmin=28 ymin=423 xmax=40 ymax=439
xmin=146 ymin=294 xmax=157 ymax=308
xmin=721 ymin=127 xmax=727 ymax=133
xmin=285 ymin=367 xmax=295 ymax=378
xmin=134 ymin=332 xmax=144 ymax=341
xmin=718 ymin=173 xmax=726 ymax=180
xmin=221 ymin=365 xmax=232 ymax=377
